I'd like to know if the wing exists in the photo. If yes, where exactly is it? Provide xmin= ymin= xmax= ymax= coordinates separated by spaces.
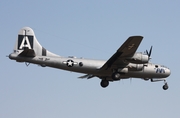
xmin=100 ymin=36 xmax=143 ymax=70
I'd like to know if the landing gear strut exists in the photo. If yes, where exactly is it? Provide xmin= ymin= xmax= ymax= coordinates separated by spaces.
xmin=100 ymin=80 xmax=109 ymax=88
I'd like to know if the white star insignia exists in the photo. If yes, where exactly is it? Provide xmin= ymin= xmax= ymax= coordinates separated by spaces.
xmin=67 ymin=60 xmax=74 ymax=67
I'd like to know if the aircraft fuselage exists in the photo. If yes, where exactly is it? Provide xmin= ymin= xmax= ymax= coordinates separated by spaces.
xmin=9 ymin=53 xmax=170 ymax=81
xmin=8 ymin=27 xmax=171 ymax=90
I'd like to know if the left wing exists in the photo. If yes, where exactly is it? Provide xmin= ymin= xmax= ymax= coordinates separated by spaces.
xmin=100 ymin=36 xmax=143 ymax=70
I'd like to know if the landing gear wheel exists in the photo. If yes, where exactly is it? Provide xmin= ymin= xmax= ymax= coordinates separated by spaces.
xmin=112 ymin=72 xmax=121 ymax=80
xmin=100 ymin=80 xmax=109 ymax=88
xmin=162 ymin=83 xmax=169 ymax=90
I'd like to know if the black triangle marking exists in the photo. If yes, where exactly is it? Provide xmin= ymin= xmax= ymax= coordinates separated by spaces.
xmin=24 ymin=39 xmax=27 ymax=45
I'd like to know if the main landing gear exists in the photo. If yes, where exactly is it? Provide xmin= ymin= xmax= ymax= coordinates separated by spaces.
xmin=100 ymin=80 xmax=109 ymax=88
xmin=100 ymin=72 xmax=121 ymax=88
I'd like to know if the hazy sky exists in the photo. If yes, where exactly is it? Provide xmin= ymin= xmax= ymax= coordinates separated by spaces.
xmin=1 ymin=1 xmax=180 ymax=118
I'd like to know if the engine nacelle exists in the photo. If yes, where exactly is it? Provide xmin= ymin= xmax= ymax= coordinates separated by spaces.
xmin=117 ymin=68 xmax=128 ymax=73
xmin=126 ymin=52 xmax=149 ymax=64
xmin=128 ymin=63 xmax=144 ymax=71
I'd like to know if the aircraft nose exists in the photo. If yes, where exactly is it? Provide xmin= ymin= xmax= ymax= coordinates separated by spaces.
xmin=165 ymin=68 xmax=171 ymax=77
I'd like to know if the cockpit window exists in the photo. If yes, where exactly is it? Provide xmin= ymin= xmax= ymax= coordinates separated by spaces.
xmin=160 ymin=65 xmax=168 ymax=68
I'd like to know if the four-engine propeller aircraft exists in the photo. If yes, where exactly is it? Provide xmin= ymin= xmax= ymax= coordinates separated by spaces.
xmin=9 ymin=27 xmax=171 ymax=90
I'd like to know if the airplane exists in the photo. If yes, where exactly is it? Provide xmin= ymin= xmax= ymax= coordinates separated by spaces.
xmin=9 ymin=27 xmax=171 ymax=90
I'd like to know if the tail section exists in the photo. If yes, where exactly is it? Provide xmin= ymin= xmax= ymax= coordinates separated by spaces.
xmin=13 ymin=27 xmax=59 ymax=57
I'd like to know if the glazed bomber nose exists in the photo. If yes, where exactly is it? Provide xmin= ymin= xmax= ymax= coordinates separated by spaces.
xmin=165 ymin=68 xmax=171 ymax=77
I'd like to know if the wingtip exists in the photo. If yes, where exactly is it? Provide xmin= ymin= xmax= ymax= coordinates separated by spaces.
xmin=129 ymin=35 xmax=143 ymax=38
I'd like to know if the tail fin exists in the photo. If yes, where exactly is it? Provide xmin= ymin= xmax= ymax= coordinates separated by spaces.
xmin=13 ymin=27 xmax=59 ymax=57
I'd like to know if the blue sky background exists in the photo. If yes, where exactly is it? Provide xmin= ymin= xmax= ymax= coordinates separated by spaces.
xmin=1 ymin=1 xmax=180 ymax=118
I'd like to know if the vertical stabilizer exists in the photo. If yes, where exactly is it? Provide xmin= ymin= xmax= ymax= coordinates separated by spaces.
xmin=13 ymin=27 xmax=59 ymax=57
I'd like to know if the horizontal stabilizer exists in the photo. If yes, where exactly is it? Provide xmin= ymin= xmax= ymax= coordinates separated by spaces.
xmin=19 ymin=49 xmax=36 ymax=57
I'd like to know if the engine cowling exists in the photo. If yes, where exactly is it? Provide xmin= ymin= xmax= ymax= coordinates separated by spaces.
xmin=117 ymin=68 xmax=128 ymax=73
xmin=128 ymin=63 xmax=144 ymax=71
xmin=126 ymin=52 xmax=149 ymax=64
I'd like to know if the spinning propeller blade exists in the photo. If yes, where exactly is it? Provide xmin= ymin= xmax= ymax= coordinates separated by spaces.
xmin=146 ymin=46 xmax=153 ymax=60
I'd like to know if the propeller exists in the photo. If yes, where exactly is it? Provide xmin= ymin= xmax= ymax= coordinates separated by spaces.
xmin=146 ymin=46 xmax=153 ymax=60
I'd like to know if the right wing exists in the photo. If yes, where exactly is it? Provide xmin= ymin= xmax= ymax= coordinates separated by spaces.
xmin=100 ymin=36 xmax=143 ymax=70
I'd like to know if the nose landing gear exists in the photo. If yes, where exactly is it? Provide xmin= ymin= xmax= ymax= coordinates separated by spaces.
xmin=162 ymin=80 xmax=169 ymax=90
xmin=151 ymin=78 xmax=169 ymax=90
